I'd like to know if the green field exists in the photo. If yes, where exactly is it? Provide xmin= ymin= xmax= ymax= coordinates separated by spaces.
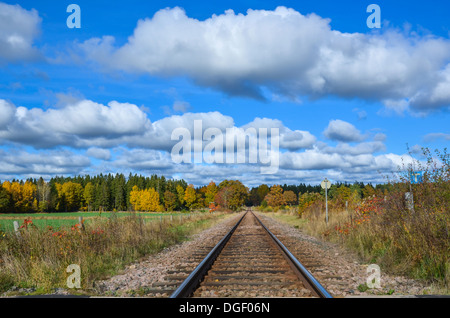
xmin=0 ymin=211 xmax=196 ymax=232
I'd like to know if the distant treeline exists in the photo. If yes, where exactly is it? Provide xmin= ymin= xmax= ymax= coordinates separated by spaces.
xmin=0 ymin=174 xmax=186 ymax=213
xmin=0 ymin=173 xmax=390 ymax=213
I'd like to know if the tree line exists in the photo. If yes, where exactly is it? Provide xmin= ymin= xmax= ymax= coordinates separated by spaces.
xmin=0 ymin=173 xmax=391 ymax=213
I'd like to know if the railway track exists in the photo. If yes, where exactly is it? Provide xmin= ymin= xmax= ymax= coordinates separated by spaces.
xmin=169 ymin=210 xmax=332 ymax=298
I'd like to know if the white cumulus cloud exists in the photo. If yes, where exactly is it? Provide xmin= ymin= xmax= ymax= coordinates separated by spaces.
xmin=323 ymin=119 xmax=365 ymax=142
xmin=0 ymin=99 xmax=152 ymax=148
xmin=80 ymin=6 xmax=450 ymax=112
xmin=0 ymin=2 xmax=42 ymax=63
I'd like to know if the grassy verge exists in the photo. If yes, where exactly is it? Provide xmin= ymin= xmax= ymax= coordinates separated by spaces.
xmin=0 ymin=211 xmax=200 ymax=231
xmin=264 ymin=206 xmax=449 ymax=295
xmin=0 ymin=212 xmax=230 ymax=295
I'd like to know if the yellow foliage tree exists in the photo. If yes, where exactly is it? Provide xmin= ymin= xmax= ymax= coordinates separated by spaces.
xmin=362 ymin=184 xmax=376 ymax=198
xmin=205 ymin=181 xmax=218 ymax=205
xmin=55 ymin=182 xmax=84 ymax=212
xmin=141 ymin=188 xmax=162 ymax=212
xmin=184 ymin=184 xmax=197 ymax=210
xmin=22 ymin=181 xmax=37 ymax=212
xmin=176 ymin=185 xmax=185 ymax=206
xmin=2 ymin=181 xmax=37 ymax=212
xmin=164 ymin=190 xmax=178 ymax=211
xmin=9 ymin=182 xmax=23 ymax=211
xmin=298 ymin=192 xmax=321 ymax=218
xmin=130 ymin=186 xmax=162 ymax=211
xmin=264 ymin=185 xmax=286 ymax=208
xmin=130 ymin=185 xmax=141 ymax=211
xmin=84 ymin=182 xmax=95 ymax=211
xmin=283 ymin=190 xmax=297 ymax=206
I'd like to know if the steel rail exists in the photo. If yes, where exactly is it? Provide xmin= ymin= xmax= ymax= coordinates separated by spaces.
xmin=170 ymin=210 xmax=332 ymax=298
xmin=169 ymin=211 xmax=248 ymax=298
xmin=252 ymin=211 xmax=333 ymax=298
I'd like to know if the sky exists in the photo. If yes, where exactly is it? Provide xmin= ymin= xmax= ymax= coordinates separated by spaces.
xmin=0 ymin=0 xmax=449 ymax=187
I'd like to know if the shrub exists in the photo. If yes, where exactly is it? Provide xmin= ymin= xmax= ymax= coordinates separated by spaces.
xmin=296 ymin=147 xmax=449 ymax=290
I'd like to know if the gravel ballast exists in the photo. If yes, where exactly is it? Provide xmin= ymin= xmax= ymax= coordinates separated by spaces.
xmin=93 ymin=211 xmax=432 ymax=297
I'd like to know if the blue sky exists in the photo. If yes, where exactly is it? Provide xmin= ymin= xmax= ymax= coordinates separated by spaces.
xmin=0 ymin=0 xmax=449 ymax=187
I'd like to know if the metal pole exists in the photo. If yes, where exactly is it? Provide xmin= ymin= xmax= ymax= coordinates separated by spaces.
xmin=325 ymin=186 xmax=328 ymax=224
xmin=410 ymin=183 xmax=414 ymax=212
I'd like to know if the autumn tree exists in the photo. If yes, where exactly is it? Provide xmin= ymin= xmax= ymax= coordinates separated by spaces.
xmin=2 ymin=181 xmax=36 ymax=212
xmin=283 ymin=190 xmax=297 ymax=206
xmin=84 ymin=182 xmax=95 ymax=211
xmin=215 ymin=180 xmax=248 ymax=211
xmin=257 ymin=184 xmax=270 ymax=204
xmin=362 ymin=184 xmax=376 ymax=198
xmin=22 ymin=181 xmax=37 ymax=212
xmin=140 ymin=188 xmax=162 ymax=212
xmin=248 ymin=184 xmax=270 ymax=206
xmin=176 ymin=185 xmax=186 ymax=208
xmin=164 ymin=190 xmax=178 ymax=211
xmin=205 ymin=181 xmax=218 ymax=205
xmin=130 ymin=186 xmax=162 ymax=211
xmin=298 ymin=192 xmax=322 ymax=217
xmin=184 ymin=184 xmax=197 ymax=210
xmin=55 ymin=182 xmax=84 ymax=212
xmin=3 ymin=181 xmax=22 ymax=212
xmin=36 ymin=178 xmax=51 ymax=212
xmin=194 ymin=191 xmax=205 ymax=209
xmin=334 ymin=185 xmax=359 ymax=208
xmin=0 ymin=173 xmax=189 ymax=213
xmin=264 ymin=185 xmax=286 ymax=208
xmin=129 ymin=185 xmax=141 ymax=211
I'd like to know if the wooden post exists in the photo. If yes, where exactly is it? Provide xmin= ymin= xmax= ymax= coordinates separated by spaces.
xmin=346 ymin=200 xmax=352 ymax=225
xmin=78 ymin=217 xmax=85 ymax=230
xmin=405 ymin=192 xmax=414 ymax=212
xmin=13 ymin=221 xmax=21 ymax=237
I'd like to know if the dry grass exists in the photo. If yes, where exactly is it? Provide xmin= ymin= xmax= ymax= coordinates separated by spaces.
xmin=285 ymin=149 xmax=450 ymax=292
xmin=267 ymin=203 xmax=449 ymax=295
xmin=0 ymin=212 xmax=226 ymax=294
xmin=290 ymin=193 xmax=449 ymax=292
